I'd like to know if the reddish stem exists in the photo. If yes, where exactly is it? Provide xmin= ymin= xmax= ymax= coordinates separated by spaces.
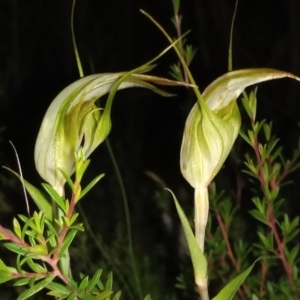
xmin=0 ymin=179 xmax=82 ymax=294
xmin=213 ymin=204 xmax=249 ymax=299
xmin=0 ymin=225 xmax=28 ymax=247
xmin=251 ymin=119 xmax=296 ymax=292
xmin=33 ymin=182 xmax=80 ymax=287
xmin=53 ymin=180 xmax=79 ymax=262
xmin=215 ymin=210 xmax=239 ymax=271
xmin=259 ymin=257 xmax=267 ymax=297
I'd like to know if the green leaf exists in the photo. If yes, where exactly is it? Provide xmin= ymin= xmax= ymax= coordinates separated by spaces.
xmin=257 ymin=231 xmax=271 ymax=249
xmin=75 ymin=152 xmax=91 ymax=182
xmin=79 ymin=174 xmax=105 ymax=200
xmin=42 ymin=183 xmax=66 ymax=213
xmin=88 ymin=269 xmax=103 ymax=290
xmin=105 ymin=272 xmax=113 ymax=291
xmin=60 ymin=250 xmax=71 ymax=278
xmin=67 ymin=293 xmax=77 ymax=300
xmin=69 ymin=223 xmax=84 ymax=231
xmin=16 ymin=254 xmax=23 ymax=273
xmin=0 ymin=259 xmax=8 ymax=270
xmin=293 ymin=265 xmax=298 ymax=280
xmin=63 ymin=216 xmax=71 ymax=227
xmin=212 ymin=260 xmax=258 ymax=300
xmin=167 ymin=189 xmax=207 ymax=288
xmin=0 ymin=276 xmax=14 ymax=284
xmin=44 ymin=219 xmax=58 ymax=236
xmin=251 ymin=294 xmax=259 ymax=300
xmin=111 ymin=291 xmax=121 ymax=300
xmin=261 ymin=138 xmax=280 ymax=163
xmin=13 ymin=218 xmax=22 ymax=239
xmin=54 ymin=219 xmax=63 ymax=229
xmin=239 ymin=130 xmax=252 ymax=146
xmin=241 ymin=92 xmax=251 ymax=117
xmin=169 ymin=63 xmax=183 ymax=82
xmin=95 ymin=290 xmax=113 ymax=300
xmin=184 ymin=44 xmax=197 ymax=65
xmin=287 ymin=216 xmax=299 ymax=233
xmin=47 ymin=282 xmax=70 ymax=295
xmin=18 ymin=214 xmax=29 ymax=223
xmin=27 ymin=244 xmax=48 ymax=256
xmin=79 ymin=276 xmax=89 ymax=290
xmin=96 ymin=278 xmax=104 ymax=291
xmin=17 ymin=275 xmax=54 ymax=300
xmin=47 ymin=290 xmax=70 ymax=298
xmin=79 ymin=294 xmax=99 ymax=300
xmin=25 ymin=257 xmax=47 ymax=273
xmin=3 ymin=242 xmax=27 ymax=255
xmin=59 ymin=168 xmax=75 ymax=191
xmin=60 ymin=230 xmax=77 ymax=256
xmin=14 ymin=278 xmax=31 ymax=286
xmin=69 ymin=213 xmax=79 ymax=226
xmin=270 ymin=186 xmax=280 ymax=200
xmin=28 ymin=276 xmax=37 ymax=288
xmin=253 ymin=120 xmax=265 ymax=136
xmin=3 ymin=167 xmax=53 ymax=220
xmin=249 ymin=210 xmax=268 ymax=226
xmin=286 ymin=244 xmax=300 ymax=265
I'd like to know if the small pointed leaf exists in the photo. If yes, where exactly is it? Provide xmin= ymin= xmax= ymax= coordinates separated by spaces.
xmin=88 ymin=269 xmax=103 ymax=290
xmin=17 ymin=276 xmax=54 ymax=300
xmin=78 ymin=174 xmax=105 ymax=200
xmin=167 ymin=189 xmax=207 ymax=289
xmin=42 ymin=183 xmax=66 ymax=213
xmin=212 ymin=260 xmax=258 ymax=300
xmin=59 ymin=230 xmax=77 ymax=257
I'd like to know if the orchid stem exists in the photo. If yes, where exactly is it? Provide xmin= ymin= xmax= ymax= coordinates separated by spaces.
xmin=194 ymin=187 xmax=209 ymax=299
xmin=198 ymin=287 xmax=210 ymax=300
xmin=194 ymin=187 xmax=209 ymax=252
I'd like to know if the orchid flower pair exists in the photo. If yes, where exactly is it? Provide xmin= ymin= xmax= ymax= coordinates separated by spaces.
xmin=35 ymin=62 xmax=300 ymax=245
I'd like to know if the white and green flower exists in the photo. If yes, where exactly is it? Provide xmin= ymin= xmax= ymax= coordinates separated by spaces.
xmin=34 ymin=70 xmax=190 ymax=194
xmin=180 ymin=68 xmax=300 ymax=253
xmin=180 ymin=68 xmax=300 ymax=190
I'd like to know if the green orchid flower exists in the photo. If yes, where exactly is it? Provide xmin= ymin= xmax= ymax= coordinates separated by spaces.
xmin=180 ymin=68 xmax=300 ymax=190
xmin=34 ymin=68 xmax=191 ymax=195
xmin=180 ymin=68 xmax=300 ymax=253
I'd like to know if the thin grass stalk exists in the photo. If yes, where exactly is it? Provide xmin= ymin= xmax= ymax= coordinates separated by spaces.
xmin=105 ymin=138 xmax=143 ymax=299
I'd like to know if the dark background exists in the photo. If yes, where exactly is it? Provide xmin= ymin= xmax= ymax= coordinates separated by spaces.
xmin=1 ymin=0 xmax=300 ymax=298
